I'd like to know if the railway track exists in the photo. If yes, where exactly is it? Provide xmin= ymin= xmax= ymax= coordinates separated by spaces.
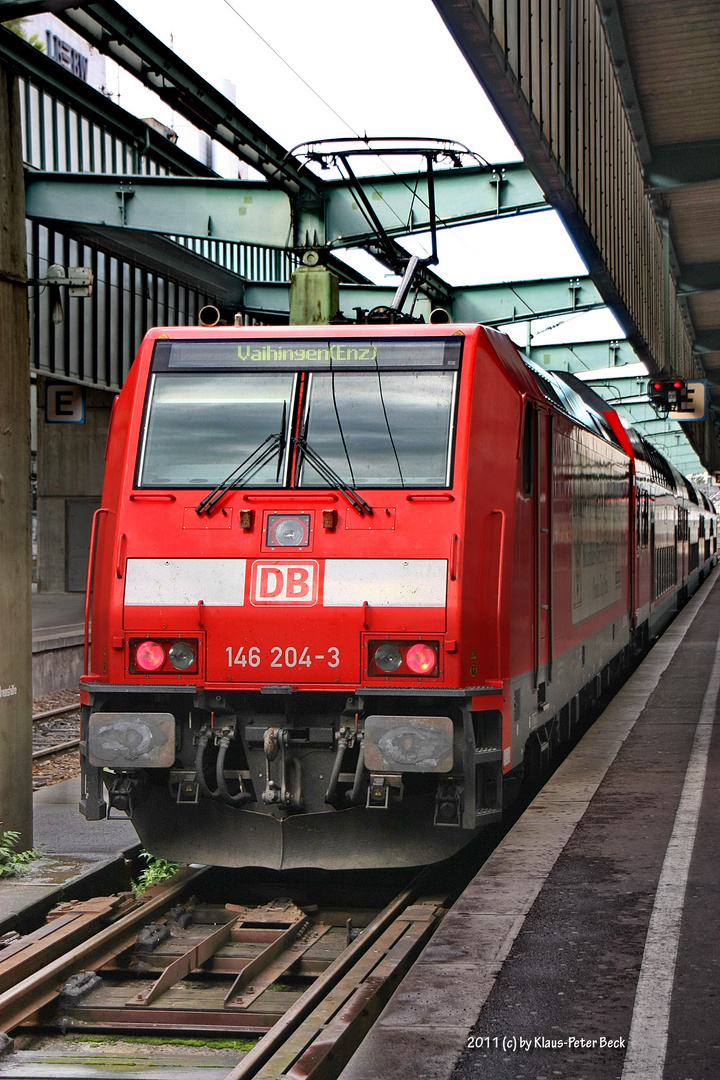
xmin=0 ymin=866 xmax=447 ymax=1079
xmin=31 ymin=738 xmax=80 ymax=762
xmin=31 ymin=700 xmax=81 ymax=786
xmin=32 ymin=702 xmax=81 ymax=724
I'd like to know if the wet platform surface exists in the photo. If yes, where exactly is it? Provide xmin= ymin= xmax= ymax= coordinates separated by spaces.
xmin=340 ymin=568 xmax=720 ymax=1080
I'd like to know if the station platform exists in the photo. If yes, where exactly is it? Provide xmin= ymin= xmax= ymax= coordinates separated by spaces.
xmin=31 ymin=590 xmax=85 ymax=697
xmin=340 ymin=567 xmax=720 ymax=1080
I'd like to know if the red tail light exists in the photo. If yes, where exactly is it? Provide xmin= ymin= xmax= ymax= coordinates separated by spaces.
xmin=406 ymin=643 xmax=438 ymax=674
xmin=368 ymin=640 xmax=440 ymax=678
xmin=135 ymin=640 xmax=166 ymax=671
xmin=130 ymin=638 xmax=199 ymax=675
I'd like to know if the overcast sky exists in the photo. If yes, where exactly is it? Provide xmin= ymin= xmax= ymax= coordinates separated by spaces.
xmin=117 ymin=0 xmax=518 ymax=160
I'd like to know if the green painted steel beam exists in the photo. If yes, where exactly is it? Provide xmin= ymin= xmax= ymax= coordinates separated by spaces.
xmin=243 ymin=282 xmax=436 ymax=321
xmin=23 ymin=172 xmax=457 ymax=309
xmin=8 ymin=0 xmax=544 ymax=296
xmin=324 ymin=162 xmax=546 ymax=246
xmin=528 ymin=339 xmax=642 ymax=373
xmin=243 ymin=278 xmax=605 ymax=326
xmin=25 ymin=173 xmax=293 ymax=247
xmin=25 ymin=162 xmax=546 ymax=250
xmin=0 ymin=26 xmax=215 ymax=177
xmin=455 ymin=276 xmax=602 ymax=325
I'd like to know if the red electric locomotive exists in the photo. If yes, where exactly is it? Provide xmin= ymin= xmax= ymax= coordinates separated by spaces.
xmin=80 ymin=323 xmax=715 ymax=869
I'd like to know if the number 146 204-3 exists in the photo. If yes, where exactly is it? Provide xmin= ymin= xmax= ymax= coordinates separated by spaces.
xmin=225 ymin=645 xmax=340 ymax=669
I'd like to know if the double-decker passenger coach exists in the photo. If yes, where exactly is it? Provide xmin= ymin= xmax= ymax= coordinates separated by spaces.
xmin=79 ymin=323 xmax=715 ymax=869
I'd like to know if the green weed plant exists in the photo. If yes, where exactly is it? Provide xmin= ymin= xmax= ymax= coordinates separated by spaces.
xmin=0 ymin=830 xmax=43 ymax=877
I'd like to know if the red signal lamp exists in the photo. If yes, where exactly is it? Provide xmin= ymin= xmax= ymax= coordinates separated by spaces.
xmin=368 ymin=639 xmax=440 ymax=678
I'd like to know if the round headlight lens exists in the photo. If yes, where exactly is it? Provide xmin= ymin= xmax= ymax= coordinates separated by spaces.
xmin=268 ymin=514 xmax=310 ymax=547
xmin=168 ymin=641 xmax=195 ymax=670
xmin=406 ymin=642 xmax=437 ymax=675
xmin=373 ymin=642 xmax=403 ymax=672
xmin=276 ymin=518 xmax=304 ymax=545
xmin=135 ymin=640 xmax=166 ymax=671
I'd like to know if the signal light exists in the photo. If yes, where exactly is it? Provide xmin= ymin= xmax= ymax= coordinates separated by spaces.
xmin=135 ymin=640 xmax=166 ymax=671
xmin=368 ymin=639 xmax=440 ymax=678
xmin=130 ymin=637 xmax=199 ymax=674
xmin=647 ymin=378 xmax=688 ymax=410
xmin=406 ymin=643 xmax=438 ymax=674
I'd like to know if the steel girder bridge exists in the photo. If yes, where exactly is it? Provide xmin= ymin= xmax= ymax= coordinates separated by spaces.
xmin=1 ymin=0 xmax=717 ymax=475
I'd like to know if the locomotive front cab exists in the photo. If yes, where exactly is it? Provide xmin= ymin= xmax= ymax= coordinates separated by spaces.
xmin=80 ymin=325 xmax=518 ymax=869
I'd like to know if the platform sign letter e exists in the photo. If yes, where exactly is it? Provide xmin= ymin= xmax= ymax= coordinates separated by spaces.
xmin=45 ymin=383 xmax=85 ymax=423
xmin=251 ymin=561 xmax=318 ymax=605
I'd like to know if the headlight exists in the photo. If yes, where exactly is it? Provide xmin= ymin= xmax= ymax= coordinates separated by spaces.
xmin=129 ymin=637 xmax=199 ymax=675
xmin=368 ymin=640 xmax=440 ymax=678
xmin=168 ymin=641 xmax=196 ymax=670
xmin=373 ymin=642 xmax=403 ymax=672
xmin=266 ymin=513 xmax=310 ymax=547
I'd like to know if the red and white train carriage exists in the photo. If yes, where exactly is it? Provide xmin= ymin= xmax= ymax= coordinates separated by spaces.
xmin=80 ymin=323 xmax=715 ymax=869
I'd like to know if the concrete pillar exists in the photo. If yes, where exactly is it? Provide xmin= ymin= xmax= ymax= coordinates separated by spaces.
xmin=0 ymin=61 xmax=33 ymax=846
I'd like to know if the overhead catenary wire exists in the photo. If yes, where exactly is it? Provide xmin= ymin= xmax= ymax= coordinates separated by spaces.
xmin=216 ymin=0 xmax=362 ymax=139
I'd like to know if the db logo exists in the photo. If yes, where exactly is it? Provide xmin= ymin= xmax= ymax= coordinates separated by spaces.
xmin=250 ymin=561 xmax=318 ymax=605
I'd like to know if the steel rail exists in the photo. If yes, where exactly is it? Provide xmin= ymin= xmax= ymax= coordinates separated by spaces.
xmin=224 ymin=867 xmax=433 ymax=1080
xmin=32 ymin=703 xmax=80 ymax=722
xmin=0 ymin=874 xmax=448 ymax=1080
xmin=0 ymin=866 xmax=208 ymax=1033
xmin=32 ymin=738 xmax=80 ymax=761
xmin=0 ymin=897 xmax=130 ymax=996
xmin=247 ymin=899 xmax=444 ymax=1080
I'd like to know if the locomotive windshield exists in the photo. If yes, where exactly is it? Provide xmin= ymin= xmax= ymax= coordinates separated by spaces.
xmin=138 ymin=374 xmax=294 ymax=488
xmin=138 ymin=337 xmax=460 ymax=489
xmin=300 ymin=372 xmax=453 ymax=487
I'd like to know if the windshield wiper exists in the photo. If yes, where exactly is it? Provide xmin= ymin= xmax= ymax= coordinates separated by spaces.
xmin=294 ymin=436 xmax=373 ymax=516
xmin=196 ymin=408 xmax=287 ymax=516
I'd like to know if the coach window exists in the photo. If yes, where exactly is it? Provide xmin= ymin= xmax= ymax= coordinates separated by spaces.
xmin=637 ymin=491 xmax=650 ymax=548
xmin=522 ymin=403 xmax=534 ymax=496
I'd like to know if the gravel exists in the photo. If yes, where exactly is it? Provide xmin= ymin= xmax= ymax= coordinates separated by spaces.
xmin=32 ymin=688 xmax=81 ymax=790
